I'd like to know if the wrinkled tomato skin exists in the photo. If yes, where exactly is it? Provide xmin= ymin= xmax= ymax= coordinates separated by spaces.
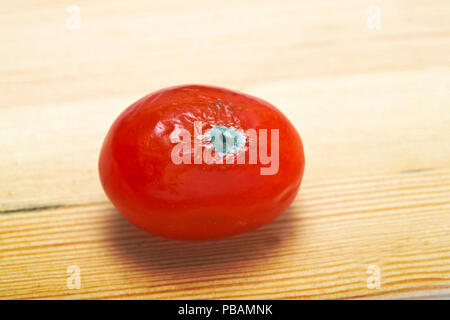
xmin=99 ymin=85 xmax=305 ymax=240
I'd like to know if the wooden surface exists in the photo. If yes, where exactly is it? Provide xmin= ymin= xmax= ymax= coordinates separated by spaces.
xmin=1 ymin=0 xmax=449 ymax=299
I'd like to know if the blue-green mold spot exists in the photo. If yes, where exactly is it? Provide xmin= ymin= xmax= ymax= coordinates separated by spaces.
xmin=204 ymin=125 xmax=246 ymax=156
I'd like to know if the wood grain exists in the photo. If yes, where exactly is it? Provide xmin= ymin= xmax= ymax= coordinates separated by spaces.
xmin=1 ymin=169 xmax=449 ymax=299
xmin=1 ymin=0 xmax=449 ymax=299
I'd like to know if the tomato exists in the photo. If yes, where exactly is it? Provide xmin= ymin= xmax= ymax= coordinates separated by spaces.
xmin=99 ymin=85 xmax=305 ymax=240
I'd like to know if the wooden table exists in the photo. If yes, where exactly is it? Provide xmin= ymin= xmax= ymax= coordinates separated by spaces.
xmin=1 ymin=0 xmax=449 ymax=299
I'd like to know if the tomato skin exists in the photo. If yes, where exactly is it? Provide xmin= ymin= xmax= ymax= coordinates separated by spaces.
xmin=99 ymin=85 xmax=305 ymax=240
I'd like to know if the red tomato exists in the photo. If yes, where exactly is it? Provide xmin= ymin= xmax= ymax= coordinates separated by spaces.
xmin=99 ymin=85 xmax=305 ymax=240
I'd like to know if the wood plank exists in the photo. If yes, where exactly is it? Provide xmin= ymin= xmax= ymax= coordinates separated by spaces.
xmin=1 ymin=169 xmax=449 ymax=299
xmin=1 ymin=0 xmax=449 ymax=299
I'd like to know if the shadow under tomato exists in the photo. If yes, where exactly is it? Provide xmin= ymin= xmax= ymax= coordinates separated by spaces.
xmin=102 ymin=203 xmax=306 ymax=283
